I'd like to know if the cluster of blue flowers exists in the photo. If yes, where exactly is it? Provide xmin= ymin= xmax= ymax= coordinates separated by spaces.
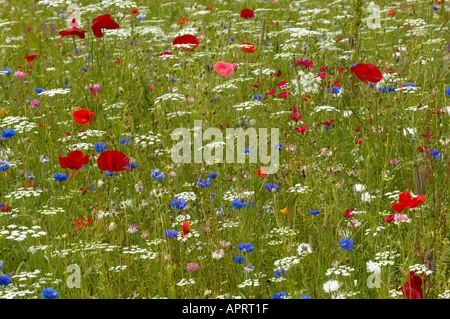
xmin=238 ymin=243 xmax=254 ymax=253
xmin=0 ymin=161 xmax=11 ymax=172
xmin=265 ymin=183 xmax=279 ymax=193
xmin=309 ymin=209 xmax=320 ymax=215
xmin=339 ymin=238 xmax=354 ymax=251
xmin=233 ymin=256 xmax=245 ymax=263
xmin=2 ymin=129 xmax=15 ymax=139
xmin=232 ymin=199 xmax=247 ymax=210
xmin=42 ymin=287 xmax=57 ymax=299
xmin=170 ymin=198 xmax=187 ymax=210
xmin=94 ymin=142 xmax=107 ymax=153
xmin=54 ymin=173 xmax=68 ymax=181
xmin=151 ymin=168 xmax=165 ymax=182
xmin=164 ymin=229 xmax=178 ymax=239
xmin=273 ymin=292 xmax=289 ymax=299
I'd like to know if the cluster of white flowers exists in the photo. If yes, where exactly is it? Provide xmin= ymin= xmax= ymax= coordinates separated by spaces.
xmin=154 ymin=93 xmax=186 ymax=105
xmin=109 ymin=265 xmax=127 ymax=273
xmin=233 ymin=100 xmax=264 ymax=111
xmin=176 ymin=278 xmax=195 ymax=286
xmin=270 ymin=227 xmax=298 ymax=237
xmin=326 ymin=265 xmax=355 ymax=277
xmin=218 ymin=220 xmax=239 ymax=228
xmin=273 ymin=256 xmax=302 ymax=271
xmin=288 ymin=184 xmax=310 ymax=193
xmin=37 ymin=206 xmax=65 ymax=215
xmin=174 ymin=191 xmax=197 ymax=201
xmin=237 ymin=279 xmax=260 ymax=288
xmin=0 ymin=225 xmax=46 ymax=241
xmin=223 ymin=189 xmax=254 ymax=201
xmin=0 ymin=116 xmax=37 ymax=134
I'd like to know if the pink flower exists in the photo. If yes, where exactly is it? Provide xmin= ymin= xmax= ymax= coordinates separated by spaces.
xmin=347 ymin=219 xmax=361 ymax=228
xmin=390 ymin=159 xmax=398 ymax=165
xmin=89 ymin=83 xmax=101 ymax=97
xmin=31 ymin=99 xmax=40 ymax=107
xmin=187 ymin=263 xmax=199 ymax=271
xmin=14 ymin=71 xmax=26 ymax=78
xmin=188 ymin=97 xmax=195 ymax=103
xmin=214 ymin=61 xmax=237 ymax=77
xmin=394 ymin=214 xmax=408 ymax=222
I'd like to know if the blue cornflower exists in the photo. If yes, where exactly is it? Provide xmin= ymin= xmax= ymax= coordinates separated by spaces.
xmin=197 ymin=178 xmax=211 ymax=188
xmin=208 ymin=172 xmax=217 ymax=179
xmin=60 ymin=13 xmax=67 ymax=18
xmin=136 ymin=14 xmax=144 ymax=21
xmin=0 ymin=161 xmax=10 ymax=172
xmin=429 ymin=149 xmax=441 ymax=161
xmin=2 ymin=128 xmax=15 ymax=139
xmin=42 ymin=287 xmax=57 ymax=299
xmin=388 ymin=87 xmax=396 ymax=92
xmin=105 ymin=171 xmax=115 ymax=177
xmin=170 ymin=198 xmax=187 ymax=209
xmin=94 ymin=142 xmax=107 ymax=153
xmin=81 ymin=67 xmax=88 ymax=72
xmin=233 ymin=256 xmax=245 ymax=263
xmin=0 ymin=275 xmax=11 ymax=286
xmin=242 ymin=147 xmax=254 ymax=155
xmin=325 ymin=124 xmax=331 ymax=131
xmin=404 ymin=82 xmax=416 ymax=88
xmin=232 ymin=199 xmax=247 ymax=210
xmin=253 ymin=94 xmax=263 ymax=100
xmin=127 ymin=163 xmax=137 ymax=169
xmin=370 ymin=83 xmax=377 ymax=88
xmin=2 ymin=68 xmax=12 ymax=75
xmin=275 ymin=143 xmax=283 ymax=151
xmin=265 ymin=183 xmax=279 ymax=193
xmin=230 ymin=37 xmax=235 ymax=41
xmin=318 ymin=35 xmax=324 ymax=39
xmin=300 ymin=295 xmax=312 ymax=299
xmin=238 ymin=243 xmax=254 ymax=253
xmin=164 ymin=229 xmax=178 ymax=239
xmin=54 ymin=173 xmax=68 ymax=181
xmin=445 ymin=87 xmax=450 ymax=96
xmin=274 ymin=268 xmax=286 ymax=278
xmin=432 ymin=6 xmax=438 ymax=10
xmin=169 ymin=78 xmax=177 ymax=82
xmin=151 ymin=169 xmax=165 ymax=182
xmin=379 ymin=87 xmax=387 ymax=93
xmin=273 ymin=292 xmax=289 ymax=299
xmin=339 ymin=238 xmax=354 ymax=251
xmin=35 ymin=88 xmax=45 ymax=94
xmin=221 ymin=24 xmax=227 ymax=28
xmin=119 ymin=137 xmax=132 ymax=145
xmin=309 ymin=209 xmax=320 ymax=215
xmin=328 ymin=86 xmax=340 ymax=93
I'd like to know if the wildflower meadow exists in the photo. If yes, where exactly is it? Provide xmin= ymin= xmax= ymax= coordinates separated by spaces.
xmin=0 ymin=0 xmax=449 ymax=301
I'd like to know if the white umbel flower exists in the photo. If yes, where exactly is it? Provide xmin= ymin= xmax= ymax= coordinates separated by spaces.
xmin=323 ymin=280 xmax=340 ymax=293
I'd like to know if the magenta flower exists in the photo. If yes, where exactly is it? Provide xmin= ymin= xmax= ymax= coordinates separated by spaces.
xmin=14 ymin=71 xmax=26 ymax=78
xmin=187 ymin=263 xmax=199 ymax=271
xmin=89 ymin=83 xmax=101 ymax=97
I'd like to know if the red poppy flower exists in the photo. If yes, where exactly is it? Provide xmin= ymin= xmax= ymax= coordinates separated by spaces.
xmin=387 ymin=9 xmax=396 ymax=16
xmin=132 ymin=8 xmax=139 ymax=14
xmin=240 ymin=42 xmax=255 ymax=53
xmin=177 ymin=16 xmax=189 ymax=25
xmin=73 ymin=109 xmax=96 ymax=125
xmin=182 ymin=221 xmax=190 ymax=237
xmin=319 ymin=66 xmax=329 ymax=72
xmin=172 ymin=34 xmax=200 ymax=52
xmin=91 ymin=14 xmax=120 ymax=38
xmin=97 ymin=150 xmax=133 ymax=172
xmin=59 ymin=24 xmax=87 ymax=39
xmin=240 ymin=8 xmax=254 ymax=19
xmin=357 ymin=137 xmax=363 ymax=144
xmin=320 ymin=120 xmax=335 ymax=126
xmin=353 ymin=126 xmax=362 ymax=131
xmin=383 ymin=215 xmax=395 ymax=223
xmin=24 ymin=54 xmax=39 ymax=62
xmin=399 ymin=271 xmax=423 ymax=299
xmin=295 ymin=126 xmax=308 ymax=133
xmin=75 ymin=217 xmax=92 ymax=229
xmin=266 ymin=88 xmax=275 ymax=95
xmin=59 ymin=150 xmax=89 ymax=171
xmin=258 ymin=167 xmax=269 ymax=178
xmin=280 ymin=92 xmax=291 ymax=98
xmin=274 ymin=70 xmax=282 ymax=78
xmin=391 ymin=192 xmax=425 ymax=213
xmin=1 ymin=205 xmax=11 ymax=212
xmin=206 ymin=6 xmax=213 ymax=10
xmin=343 ymin=209 xmax=355 ymax=218
xmin=350 ymin=63 xmax=382 ymax=84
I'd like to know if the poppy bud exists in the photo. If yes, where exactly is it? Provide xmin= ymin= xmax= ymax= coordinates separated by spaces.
xmin=118 ymin=87 xmax=124 ymax=94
